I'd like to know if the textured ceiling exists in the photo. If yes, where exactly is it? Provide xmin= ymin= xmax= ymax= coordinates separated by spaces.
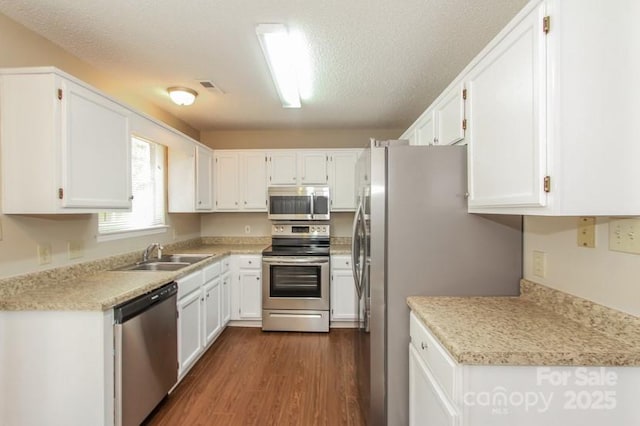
xmin=0 ymin=0 xmax=528 ymax=131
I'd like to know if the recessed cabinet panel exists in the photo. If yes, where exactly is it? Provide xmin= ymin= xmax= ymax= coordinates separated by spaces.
xmin=269 ymin=151 xmax=298 ymax=185
xmin=435 ymin=84 xmax=465 ymax=146
xmin=196 ymin=146 xmax=213 ymax=210
xmin=328 ymin=151 xmax=359 ymax=211
xmin=466 ymin=3 xmax=546 ymax=208
xmin=214 ymin=152 xmax=240 ymax=210
xmin=239 ymin=270 xmax=262 ymax=319
xmin=416 ymin=111 xmax=436 ymax=146
xmin=242 ymin=152 xmax=267 ymax=209
xmin=300 ymin=152 xmax=328 ymax=184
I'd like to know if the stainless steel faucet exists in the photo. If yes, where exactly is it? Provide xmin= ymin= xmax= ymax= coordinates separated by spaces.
xmin=142 ymin=243 xmax=163 ymax=262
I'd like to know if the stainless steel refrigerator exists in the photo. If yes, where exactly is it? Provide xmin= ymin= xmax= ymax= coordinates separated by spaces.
xmin=351 ymin=140 xmax=522 ymax=426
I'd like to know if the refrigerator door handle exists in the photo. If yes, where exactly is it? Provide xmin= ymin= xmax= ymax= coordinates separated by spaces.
xmin=351 ymin=203 xmax=363 ymax=298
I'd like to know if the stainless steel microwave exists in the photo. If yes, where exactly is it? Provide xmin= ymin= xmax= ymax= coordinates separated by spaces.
xmin=267 ymin=186 xmax=330 ymax=220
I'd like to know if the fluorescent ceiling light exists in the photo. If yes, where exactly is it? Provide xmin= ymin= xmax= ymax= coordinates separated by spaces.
xmin=167 ymin=87 xmax=198 ymax=106
xmin=256 ymin=24 xmax=304 ymax=108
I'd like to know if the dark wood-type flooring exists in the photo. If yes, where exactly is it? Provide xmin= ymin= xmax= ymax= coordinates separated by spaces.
xmin=146 ymin=327 xmax=365 ymax=426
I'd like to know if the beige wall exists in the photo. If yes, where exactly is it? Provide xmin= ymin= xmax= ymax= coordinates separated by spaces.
xmin=523 ymin=216 xmax=640 ymax=316
xmin=0 ymin=12 xmax=202 ymax=279
xmin=201 ymin=212 xmax=353 ymax=238
xmin=200 ymin=128 xmax=402 ymax=150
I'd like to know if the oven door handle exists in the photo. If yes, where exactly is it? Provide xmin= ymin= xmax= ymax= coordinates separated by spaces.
xmin=263 ymin=257 xmax=329 ymax=265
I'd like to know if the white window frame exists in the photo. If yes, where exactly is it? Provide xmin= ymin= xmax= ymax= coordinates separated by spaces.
xmin=97 ymin=136 xmax=167 ymax=241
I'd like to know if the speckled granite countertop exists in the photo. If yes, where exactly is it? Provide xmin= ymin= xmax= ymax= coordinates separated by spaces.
xmin=330 ymin=244 xmax=351 ymax=255
xmin=0 ymin=242 xmax=268 ymax=311
xmin=407 ymin=280 xmax=640 ymax=366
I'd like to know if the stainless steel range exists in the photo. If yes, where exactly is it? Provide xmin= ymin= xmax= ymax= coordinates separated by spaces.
xmin=262 ymin=222 xmax=330 ymax=332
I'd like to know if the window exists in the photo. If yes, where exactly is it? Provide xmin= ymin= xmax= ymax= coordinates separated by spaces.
xmin=98 ymin=136 xmax=166 ymax=237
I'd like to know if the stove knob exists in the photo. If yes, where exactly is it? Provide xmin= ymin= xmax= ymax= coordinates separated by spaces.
xmin=280 ymin=226 xmax=284 ymax=232
xmin=322 ymin=226 xmax=326 ymax=232
xmin=310 ymin=226 xmax=316 ymax=232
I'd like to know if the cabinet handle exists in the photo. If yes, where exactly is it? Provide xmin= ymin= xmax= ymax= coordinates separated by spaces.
xmin=244 ymin=201 xmax=247 ymax=205
xmin=235 ymin=201 xmax=238 ymax=205
xmin=198 ymin=201 xmax=202 ymax=205
xmin=129 ymin=195 xmax=134 ymax=200
xmin=421 ymin=341 xmax=428 ymax=350
xmin=346 ymin=261 xmax=350 ymax=265
xmin=256 ymin=277 xmax=260 ymax=281
xmin=248 ymin=260 xmax=252 ymax=264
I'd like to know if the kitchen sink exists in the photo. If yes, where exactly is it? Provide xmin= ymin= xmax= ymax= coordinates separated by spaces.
xmin=113 ymin=253 xmax=212 ymax=272
xmin=116 ymin=262 xmax=191 ymax=272
xmin=156 ymin=254 xmax=213 ymax=264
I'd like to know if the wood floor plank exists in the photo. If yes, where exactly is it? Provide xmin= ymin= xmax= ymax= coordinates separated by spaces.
xmin=146 ymin=327 xmax=365 ymax=426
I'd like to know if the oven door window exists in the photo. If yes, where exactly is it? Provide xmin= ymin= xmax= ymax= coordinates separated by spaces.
xmin=270 ymin=264 xmax=321 ymax=298
xmin=269 ymin=196 xmax=311 ymax=215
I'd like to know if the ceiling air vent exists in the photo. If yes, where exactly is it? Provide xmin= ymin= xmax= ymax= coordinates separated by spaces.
xmin=197 ymin=80 xmax=224 ymax=94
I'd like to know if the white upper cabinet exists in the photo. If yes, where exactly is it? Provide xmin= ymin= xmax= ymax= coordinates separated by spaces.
xmin=268 ymin=151 xmax=298 ymax=185
xmin=415 ymin=110 xmax=436 ymax=146
xmin=435 ymin=83 xmax=466 ymax=146
xmin=299 ymin=151 xmax=328 ymax=185
xmin=214 ymin=151 xmax=240 ymax=210
xmin=214 ymin=151 xmax=267 ymax=211
xmin=168 ymin=141 xmax=215 ymax=213
xmin=328 ymin=150 xmax=360 ymax=211
xmin=0 ymin=68 xmax=132 ymax=213
xmin=241 ymin=152 xmax=268 ymax=209
xmin=467 ymin=0 xmax=640 ymax=215
xmin=268 ymin=150 xmax=328 ymax=186
xmin=195 ymin=146 xmax=213 ymax=210
xmin=403 ymin=84 xmax=465 ymax=147
xmin=466 ymin=2 xmax=546 ymax=210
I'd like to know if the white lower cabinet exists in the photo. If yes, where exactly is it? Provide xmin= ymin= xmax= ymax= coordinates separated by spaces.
xmin=177 ymin=257 xmax=230 ymax=379
xmin=409 ymin=312 xmax=640 ymax=426
xmin=230 ymin=255 xmax=262 ymax=322
xmin=330 ymin=255 xmax=358 ymax=323
xmin=221 ymin=271 xmax=231 ymax=324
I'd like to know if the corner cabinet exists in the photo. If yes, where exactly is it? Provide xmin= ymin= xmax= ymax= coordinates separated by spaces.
xmin=0 ymin=68 xmax=132 ymax=213
xmin=168 ymin=142 xmax=214 ymax=212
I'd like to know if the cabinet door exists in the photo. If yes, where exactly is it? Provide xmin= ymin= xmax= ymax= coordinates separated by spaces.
xmin=436 ymin=84 xmax=465 ymax=146
xmin=221 ymin=272 xmax=231 ymax=324
xmin=269 ymin=151 xmax=298 ymax=185
xmin=466 ymin=3 xmax=547 ymax=209
xmin=415 ymin=111 xmax=436 ymax=146
xmin=331 ymin=269 xmax=358 ymax=321
xmin=61 ymin=79 xmax=131 ymax=209
xmin=239 ymin=270 xmax=262 ymax=319
xmin=300 ymin=152 xmax=328 ymax=184
xmin=214 ymin=152 xmax=240 ymax=210
xmin=196 ymin=146 xmax=213 ymax=210
xmin=203 ymin=279 xmax=221 ymax=344
xmin=409 ymin=345 xmax=458 ymax=426
xmin=242 ymin=152 xmax=268 ymax=210
xmin=178 ymin=290 xmax=203 ymax=377
xmin=328 ymin=151 xmax=358 ymax=211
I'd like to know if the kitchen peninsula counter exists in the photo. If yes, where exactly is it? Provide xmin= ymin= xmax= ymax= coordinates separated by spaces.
xmin=407 ymin=279 xmax=640 ymax=366
xmin=0 ymin=240 xmax=268 ymax=311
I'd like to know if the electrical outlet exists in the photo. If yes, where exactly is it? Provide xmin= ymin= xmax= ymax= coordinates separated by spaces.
xmin=244 ymin=225 xmax=251 ymax=234
xmin=68 ymin=241 xmax=84 ymax=260
xmin=577 ymin=216 xmax=596 ymax=248
xmin=37 ymin=243 xmax=52 ymax=265
xmin=532 ymin=250 xmax=546 ymax=278
xmin=609 ymin=218 xmax=640 ymax=254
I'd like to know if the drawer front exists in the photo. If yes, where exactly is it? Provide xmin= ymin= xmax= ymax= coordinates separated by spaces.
xmin=177 ymin=270 xmax=204 ymax=299
xmin=238 ymin=255 xmax=261 ymax=269
xmin=331 ymin=255 xmax=351 ymax=270
xmin=203 ymin=261 xmax=221 ymax=281
xmin=410 ymin=311 xmax=458 ymax=401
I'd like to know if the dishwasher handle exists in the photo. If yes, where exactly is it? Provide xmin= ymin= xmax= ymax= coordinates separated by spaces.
xmin=114 ymin=282 xmax=177 ymax=324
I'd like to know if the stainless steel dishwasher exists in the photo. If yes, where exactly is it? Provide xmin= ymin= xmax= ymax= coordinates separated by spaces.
xmin=114 ymin=282 xmax=178 ymax=426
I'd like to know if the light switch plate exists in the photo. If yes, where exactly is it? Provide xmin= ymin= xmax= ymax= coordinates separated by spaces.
xmin=37 ymin=243 xmax=52 ymax=265
xmin=609 ymin=218 xmax=640 ymax=254
xmin=532 ymin=250 xmax=546 ymax=278
xmin=577 ymin=216 xmax=596 ymax=248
